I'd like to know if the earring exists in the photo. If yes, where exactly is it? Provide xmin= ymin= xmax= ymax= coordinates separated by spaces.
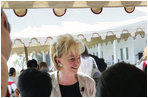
xmin=59 ymin=64 xmax=62 ymax=67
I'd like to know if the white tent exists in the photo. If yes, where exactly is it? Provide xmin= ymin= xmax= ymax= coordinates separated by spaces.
xmin=2 ymin=1 xmax=147 ymax=62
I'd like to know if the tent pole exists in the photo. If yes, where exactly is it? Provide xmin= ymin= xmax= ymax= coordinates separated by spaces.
xmin=24 ymin=46 xmax=28 ymax=65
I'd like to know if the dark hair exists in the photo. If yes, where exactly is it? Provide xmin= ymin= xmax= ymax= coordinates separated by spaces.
xmin=96 ymin=62 xmax=147 ymax=97
xmin=39 ymin=62 xmax=47 ymax=68
xmin=9 ymin=67 xmax=16 ymax=76
xmin=81 ymin=46 xmax=89 ymax=58
xmin=27 ymin=59 xmax=38 ymax=68
xmin=89 ymin=54 xmax=107 ymax=72
xmin=18 ymin=68 xmax=52 ymax=97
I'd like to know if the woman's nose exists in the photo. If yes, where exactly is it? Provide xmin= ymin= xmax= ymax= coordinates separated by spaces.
xmin=74 ymin=58 xmax=81 ymax=65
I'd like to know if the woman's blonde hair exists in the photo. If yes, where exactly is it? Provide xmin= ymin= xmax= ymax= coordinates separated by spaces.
xmin=50 ymin=34 xmax=85 ymax=70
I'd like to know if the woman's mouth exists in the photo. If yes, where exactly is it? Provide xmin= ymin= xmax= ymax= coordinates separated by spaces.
xmin=72 ymin=66 xmax=79 ymax=71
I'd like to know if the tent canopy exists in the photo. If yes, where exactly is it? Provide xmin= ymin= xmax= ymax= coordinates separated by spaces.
xmin=2 ymin=1 xmax=147 ymax=55
xmin=2 ymin=1 xmax=146 ymax=9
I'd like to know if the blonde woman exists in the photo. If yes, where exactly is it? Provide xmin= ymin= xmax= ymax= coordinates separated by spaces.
xmin=50 ymin=34 xmax=96 ymax=97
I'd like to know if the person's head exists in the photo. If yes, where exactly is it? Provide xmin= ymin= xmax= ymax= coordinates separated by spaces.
xmin=143 ymin=47 xmax=147 ymax=59
xmin=81 ymin=46 xmax=89 ymax=58
xmin=97 ymin=62 xmax=147 ymax=97
xmin=50 ymin=34 xmax=85 ymax=74
xmin=39 ymin=62 xmax=48 ymax=72
xmin=9 ymin=67 xmax=16 ymax=77
xmin=17 ymin=68 xmax=52 ymax=97
xmin=1 ymin=10 xmax=12 ymax=61
xmin=27 ymin=59 xmax=38 ymax=69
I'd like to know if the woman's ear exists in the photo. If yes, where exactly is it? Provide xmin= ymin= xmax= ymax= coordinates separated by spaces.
xmin=55 ymin=57 xmax=61 ymax=65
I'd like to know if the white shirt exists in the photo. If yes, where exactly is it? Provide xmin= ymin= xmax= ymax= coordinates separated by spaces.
xmin=8 ymin=78 xmax=17 ymax=97
xmin=79 ymin=56 xmax=99 ymax=78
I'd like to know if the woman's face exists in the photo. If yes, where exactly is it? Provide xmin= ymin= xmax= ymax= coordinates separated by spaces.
xmin=57 ymin=52 xmax=81 ymax=75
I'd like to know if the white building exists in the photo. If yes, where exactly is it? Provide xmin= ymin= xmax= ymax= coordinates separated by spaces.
xmin=88 ymin=34 xmax=147 ymax=66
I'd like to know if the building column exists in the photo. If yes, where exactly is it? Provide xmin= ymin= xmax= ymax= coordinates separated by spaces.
xmin=113 ymin=40 xmax=118 ymax=63
xmin=98 ymin=43 xmax=101 ymax=58
xmin=42 ymin=52 xmax=46 ymax=62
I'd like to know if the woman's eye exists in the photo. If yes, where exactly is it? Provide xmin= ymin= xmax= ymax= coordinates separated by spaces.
xmin=70 ymin=58 xmax=75 ymax=61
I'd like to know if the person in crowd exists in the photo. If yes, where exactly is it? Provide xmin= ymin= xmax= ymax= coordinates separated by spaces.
xmin=17 ymin=68 xmax=52 ymax=97
xmin=8 ymin=78 xmax=17 ymax=97
xmin=39 ymin=61 xmax=48 ymax=72
xmin=96 ymin=62 xmax=147 ymax=97
xmin=50 ymin=34 xmax=96 ymax=97
xmin=27 ymin=59 xmax=38 ymax=69
xmin=1 ymin=10 xmax=12 ymax=97
xmin=89 ymin=54 xmax=107 ymax=72
xmin=137 ymin=47 xmax=147 ymax=72
xmin=8 ymin=67 xmax=18 ymax=97
xmin=78 ymin=46 xmax=101 ymax=87
xmin=9 ymin=67 xmax=17 ymax=84
xmin=79 ymin=46 xmax=100 ymax=78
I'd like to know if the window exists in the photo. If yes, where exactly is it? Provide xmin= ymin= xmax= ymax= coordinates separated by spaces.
xmin=96 ymin=52 xmax=98 ymax=57
xmin=120 ymin=48 xmax=123 ymax=60
xmin=126 ymin=47 xmax=129 ymax=60
xmin=120 ymin=47 xmax=129 ymax=60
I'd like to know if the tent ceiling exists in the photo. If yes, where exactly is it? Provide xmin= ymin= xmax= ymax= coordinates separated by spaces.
xmin=2 ymin=1 xmax=146 ymax=9
xmin=2 ymin=1 xmax=147 ymax=55
xmin=11 ymin=18 xmax=146 ymax=47
xmin=2 ymin=1 xmax=147 ymax=17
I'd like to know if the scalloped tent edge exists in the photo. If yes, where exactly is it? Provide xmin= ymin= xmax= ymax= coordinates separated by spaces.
xmin=1 ymin=1 xmax=147 ymax=17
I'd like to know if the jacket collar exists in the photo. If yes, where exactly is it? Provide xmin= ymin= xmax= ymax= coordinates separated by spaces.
xmin=51 ymin=71 xmax=61 ymax=96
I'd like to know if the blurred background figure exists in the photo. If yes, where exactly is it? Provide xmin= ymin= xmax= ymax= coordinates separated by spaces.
xmin=96 ymin=62 xmax=147 ymax=97
xmin=27 ymin=59 xmax=38 ymax=69
xmin=89 ymin=54 xmax=107 ymax=72
xmin=136 ymin=47 xmax=147 ymax=72
xmin=9 ymin=67 xmax=17 ymax=84
xmin=1 ymin=10 xmax=12 ymax=97
xmin=39 ymin=62 xmax=48 ymax=72
xmin=79 ymin=46 xmax=100 ymax=78
xmin=8 ymin=78 xmax=17 ymax=97
xmin=8 ymin=67 xmax=18 ymax=97
xmin=79 ymin=46 xmax=101 ymax=86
